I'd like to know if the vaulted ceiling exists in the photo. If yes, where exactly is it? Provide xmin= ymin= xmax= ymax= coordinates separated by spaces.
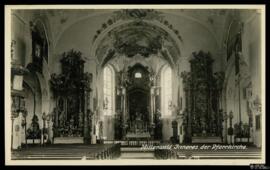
xmin=17 ymin=9 xmax=232 ymax=46
xmin=15 ymin=8 xmax=257 ymax=48
xmin=25 ymin=9 xmax=255 ymax=48
xmin=13 ymin=8 xmax=258 ymax=70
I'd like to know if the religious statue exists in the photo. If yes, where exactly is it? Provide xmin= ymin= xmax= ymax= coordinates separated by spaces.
xmin=69 ymin=115 xmax=75 ymax=128
xmin=59 ymin=111 xmax=66 ymax=128
xmin=78 ymin=111 xmax=83 ymax=128
xmin=213 ymin=72 xmax=225 ymax=91
xmin=156 ymin=109 xmax=162 ymax=121
xmin=99 ymin=121 xmax=103 ymax=142
xmin=149 ymin=70 xmax=155 ymax=87
xmin=135 ymin=111 xmax=142 ymax=121
xmin=66 ymin=115 xmax=74 ymax=136
xmin=201 ymin=117 xmax=207 ymax=136
xmin=51 ymin=108 xmax=58 ymax=127
xmin=34 ymin=44 xmax=41 ymax=58
xmin=88 ymin=109 xmax=94 ymax=131
xmin=26 ymin=114 xmax=41 ymax=139
xmin=172 ymin=105 xmax=180 ymax=116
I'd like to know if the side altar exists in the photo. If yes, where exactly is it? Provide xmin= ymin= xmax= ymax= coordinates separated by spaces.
xmin=50 ymin=50 xmax=93 ymax=144
xmin=181 ymin=51 xmax=224 ymax=143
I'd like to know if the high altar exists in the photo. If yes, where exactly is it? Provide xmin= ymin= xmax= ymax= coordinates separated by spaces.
xmin=114 ymin=63 xmax=159 ymax=140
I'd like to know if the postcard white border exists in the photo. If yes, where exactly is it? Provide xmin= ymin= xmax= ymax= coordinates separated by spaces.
xmin=5 ymin=4 xmax=266 ymax=166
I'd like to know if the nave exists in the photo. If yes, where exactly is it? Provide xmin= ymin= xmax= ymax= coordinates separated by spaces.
xmin=7 ymin=7 xmax=264 ymax=163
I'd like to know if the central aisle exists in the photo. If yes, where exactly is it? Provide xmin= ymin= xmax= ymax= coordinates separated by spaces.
xmin=119 ymin=147 xmax=155 ymax=159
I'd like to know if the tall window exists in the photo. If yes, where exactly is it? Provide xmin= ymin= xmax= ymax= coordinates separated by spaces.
xmin=103 ymin=65 xmax=115 ymax=115
xmin=161 ymin=65 xmax=172 ymax=116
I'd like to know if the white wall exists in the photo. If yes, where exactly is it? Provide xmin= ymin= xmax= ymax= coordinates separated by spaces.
xmin=223 ymin=11 xmax=262 ymax=147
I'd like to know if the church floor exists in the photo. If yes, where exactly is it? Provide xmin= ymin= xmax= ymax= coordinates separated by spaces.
xmin=11 ymin=144 xmax=261 ymax=160
xmin=11 ymin=144 xmax=120 ymax=160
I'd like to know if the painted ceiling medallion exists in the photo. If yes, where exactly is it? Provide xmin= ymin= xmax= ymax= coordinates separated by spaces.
xmin=112 ymin=27 xmax=163 ymax=58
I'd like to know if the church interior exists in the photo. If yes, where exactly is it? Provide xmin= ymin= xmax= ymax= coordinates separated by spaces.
xmin=9 ymin=8 xmax=263 ymax=160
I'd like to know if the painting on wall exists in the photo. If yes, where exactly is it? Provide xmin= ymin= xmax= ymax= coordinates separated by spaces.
xmin=28 ymin=21 xmax=49 ymax=73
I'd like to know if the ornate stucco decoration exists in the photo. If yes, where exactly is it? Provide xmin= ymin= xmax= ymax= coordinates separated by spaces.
xmin=96 ymin=21 xmax=181 ymax=66
xmin=92 ymin=9 xmax=183 ymax=43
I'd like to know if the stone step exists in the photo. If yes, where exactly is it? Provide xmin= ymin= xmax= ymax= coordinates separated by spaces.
xmin=121 ymin=147 xmax=154 ymax=152
xmin=192 ymin=137 xmax=222 ymax=143
xmin=120 ymin=152 xmax=155 ymax=159
xmin=119 ymin=146 xmax=155 ymax=159
xmin=53 ymin=137 xmax=84 ymax=144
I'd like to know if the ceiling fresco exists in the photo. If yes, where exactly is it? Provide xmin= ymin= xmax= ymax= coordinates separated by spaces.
xmin=96 ymin=21 xmax=181 ymax=65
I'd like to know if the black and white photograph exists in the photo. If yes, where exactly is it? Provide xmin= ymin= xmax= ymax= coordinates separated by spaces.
xmin=4 ymin=5 xmax=266 ymax=165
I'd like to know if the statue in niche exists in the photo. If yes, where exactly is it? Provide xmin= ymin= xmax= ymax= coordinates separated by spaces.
xmin=34 ymin=44 xmax=41 ymax=58
xmin=118 ymin=70 xmax=130 ymax=87
xmin=69 ymin=115 xmax=75 ymax=128
xmin=201 ymin=117 xmax=207 ymax=136
xmin=59 ymin=110 xmax=66 ymax=128
xmin=156 ymin=109 xmax=161 ymax=120
xmin=99 ymin=121 xmax=103 ymax=142
xmin=148 ymin=70 xmax=155 ymax=87
xmin=172 ymin=105 xmax=181 ymax=116
xmin=124 ymin=71 xmax=131 ymax=87
xmin=135 ymin=111 xmax=142 ymax=121
xmin=213 ymin=72 xmax=225 ymax=91
xmin=51 ymin=108 xmax=58 ymax=127
xmin=67 ymin=115 xmax=76 ymax=136
xmin=78 ymin=111 xmax=83 ymax=128
xmin=88 ymin=109 xmax=94 ymax=132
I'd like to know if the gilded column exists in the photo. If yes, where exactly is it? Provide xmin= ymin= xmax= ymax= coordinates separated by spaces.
xmin=121 ymin=87 xmax=127 ymax=140
xmin=83 ymin=89 xmax=90 ymax=144
xmin=150 ymin=87 xmax=155 ymax=138
xmin=181 ymin=71 xmax=192 ymax=143
xmin=83 ymin=73 xmax=92 ymax=144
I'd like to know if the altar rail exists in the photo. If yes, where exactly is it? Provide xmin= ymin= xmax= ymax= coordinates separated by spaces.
xmin=104 ymin=140 xmax=161 ymax=146
xmin=12 ymin=144 xmax=121 ymax=160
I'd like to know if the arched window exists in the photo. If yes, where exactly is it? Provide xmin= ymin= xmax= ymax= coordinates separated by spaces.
xmin=161 ymin=65 xmax=172 ymax=117
xmin=103 ymin=65 xmax=115 ymax=115
xmin=135 ymin=72 xmax=142 ymax=78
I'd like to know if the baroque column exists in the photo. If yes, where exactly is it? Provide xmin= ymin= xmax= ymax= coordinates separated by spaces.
xmin=149 ymin=70 xmax=158 ymax=139
xmin=150 ymin=87 xmax=155 ymax=138
xmin=121 ymin=87 xmax=127 ymax=140
xmin=83 ymin=73 xmax=92 ymax=144
xmin=181 ymin=71 xmax=192 ymax=143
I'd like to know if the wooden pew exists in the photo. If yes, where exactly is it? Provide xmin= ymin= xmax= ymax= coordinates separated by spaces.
xmin=12 ymin=144 xmax=121 ymax=160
